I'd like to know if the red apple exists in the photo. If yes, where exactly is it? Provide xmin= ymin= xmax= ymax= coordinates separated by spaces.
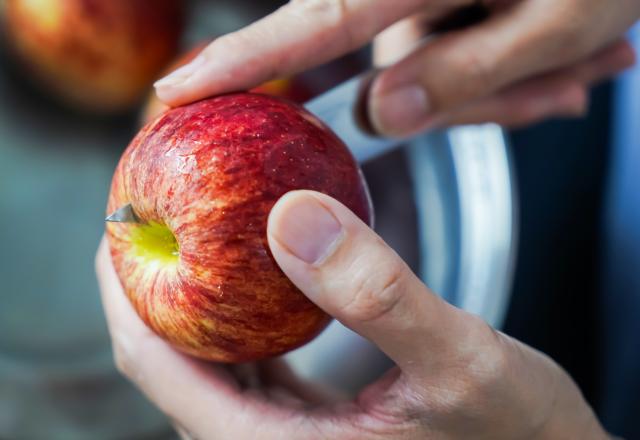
xmin=141 ymin=41 xmax=314 ymax=124
xmin=106 ymin=93 xmax=372 ymax=363
xmin=2 ymin=0 xmax=183 ymax=113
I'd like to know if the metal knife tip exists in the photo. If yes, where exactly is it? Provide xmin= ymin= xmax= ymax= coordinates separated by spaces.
xmin=105 ymin=204 xmax=142 ymax=224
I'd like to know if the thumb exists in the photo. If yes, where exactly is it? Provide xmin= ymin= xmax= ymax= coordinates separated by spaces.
xmin=267 ymin=190 xmax=477 ymax=374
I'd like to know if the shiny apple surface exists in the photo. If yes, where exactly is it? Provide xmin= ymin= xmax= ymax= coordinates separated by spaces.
xmin=107 ymin=93 xmax=372 ymax=362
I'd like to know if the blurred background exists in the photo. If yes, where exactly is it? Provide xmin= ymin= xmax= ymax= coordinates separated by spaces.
xmin=0 ymin=0 xmax=638 ymax=439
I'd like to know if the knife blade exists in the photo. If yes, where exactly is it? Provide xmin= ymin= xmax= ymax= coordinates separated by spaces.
xmin=105 ymin=203 xmax=141 ymax=223
xmin=303 ymin=73 xmax=403 ymax=164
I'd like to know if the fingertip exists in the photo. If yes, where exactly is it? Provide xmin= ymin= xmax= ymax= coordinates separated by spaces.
xmin=615 ymin=40 xmax=637 ymax=69
xmin=587 ymin=40 xmax=638 ymax=81
xmin=518 ymin=81 xmax=588 ymax=122
xmin=513 ymin=82 xmax=588 ymax=126
xmin=557 ymin=83 xmax=589 ymax=116
xmin=153 ymin=55 xmax=207 ymax=105
xmin=153 ymin=82 xmax=192 ymax=107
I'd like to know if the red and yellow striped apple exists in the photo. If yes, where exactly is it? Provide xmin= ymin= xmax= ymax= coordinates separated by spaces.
xmin=2 ymin=0 xmax=183 ymax=113
xmin=106 ymin=93 xmax=372 ymax=363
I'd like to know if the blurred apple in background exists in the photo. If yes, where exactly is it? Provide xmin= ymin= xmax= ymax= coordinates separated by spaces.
xmin=1 ymin=0 xmax=184 ymax=113
xmin=107 ymin=93 xmax=372 ymax=363
xmin=141 ymin=40 xmax=314 ymax=124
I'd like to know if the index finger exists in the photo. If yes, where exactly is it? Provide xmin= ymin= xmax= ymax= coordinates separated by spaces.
xmin=154 ymin=0 xmax=427 ymax=106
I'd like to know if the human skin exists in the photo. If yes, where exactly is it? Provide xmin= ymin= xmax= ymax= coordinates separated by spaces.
xmin=96 ymin=190 xmax=610 ymax=439
xmin=154 ymin=0 xmax=639 ymax=136
xmin=141 ymin=41 xmax=313 ymax=124
xmin=97 ymin=0 xmax=640 ymax=437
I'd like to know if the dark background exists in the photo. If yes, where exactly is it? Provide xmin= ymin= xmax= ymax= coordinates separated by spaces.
xmin=505 ymin=83 xmax=612 ymax=409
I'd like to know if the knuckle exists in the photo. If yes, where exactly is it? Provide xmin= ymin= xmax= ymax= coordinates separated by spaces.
xmin=430 ymin=320 xmax=512 ymax=414
xmin=342 ymin=256 xmax=408 ymax=323
xmin=288 ymin=0 xmax=347 ymax=16
xmin=464 ymin=318 xmax=511 ymax=386
xmin=549 ymin=5 xmax=592 ymax=56
xmin=468 ymin=340 xmax=510 ymax=392
xmin=287 ymin=0 xmax=363 ymax=50
xmin=524 ymin=5 xmax=593 ymax=67
xmin=452 ymin=46 xmax=495 ymax=98
xmin=426 ymin=40 xmax=498 ymax=110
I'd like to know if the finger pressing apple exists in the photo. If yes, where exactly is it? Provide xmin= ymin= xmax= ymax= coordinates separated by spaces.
xmin=267 ymin=190 xmax=479 ymax=375
xmin=153 ymin=0 xmax=426 ymax=106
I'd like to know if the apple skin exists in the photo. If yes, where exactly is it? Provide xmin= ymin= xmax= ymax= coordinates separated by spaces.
xmin=2 ymin=0 xmax=183 ymax=113
xmin=106 ymin=93 xmax=372 ymax=363
xmin=141 ymin=41 xmax=314 ymax=124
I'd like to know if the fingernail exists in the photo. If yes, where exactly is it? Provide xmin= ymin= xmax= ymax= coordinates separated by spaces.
xmin=272 ymin=195 xmax=343 ymax=265
xmin=154 ymin=55 xmax=206 ymax=90
xmin=369 ymin=84 xmax=430 ymax=136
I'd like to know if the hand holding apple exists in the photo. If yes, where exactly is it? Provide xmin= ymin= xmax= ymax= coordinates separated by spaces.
xmin=106 ymin=93 xmax=371 ymax=362
xmin=97 ymin=188 xmax=608 ymax=439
